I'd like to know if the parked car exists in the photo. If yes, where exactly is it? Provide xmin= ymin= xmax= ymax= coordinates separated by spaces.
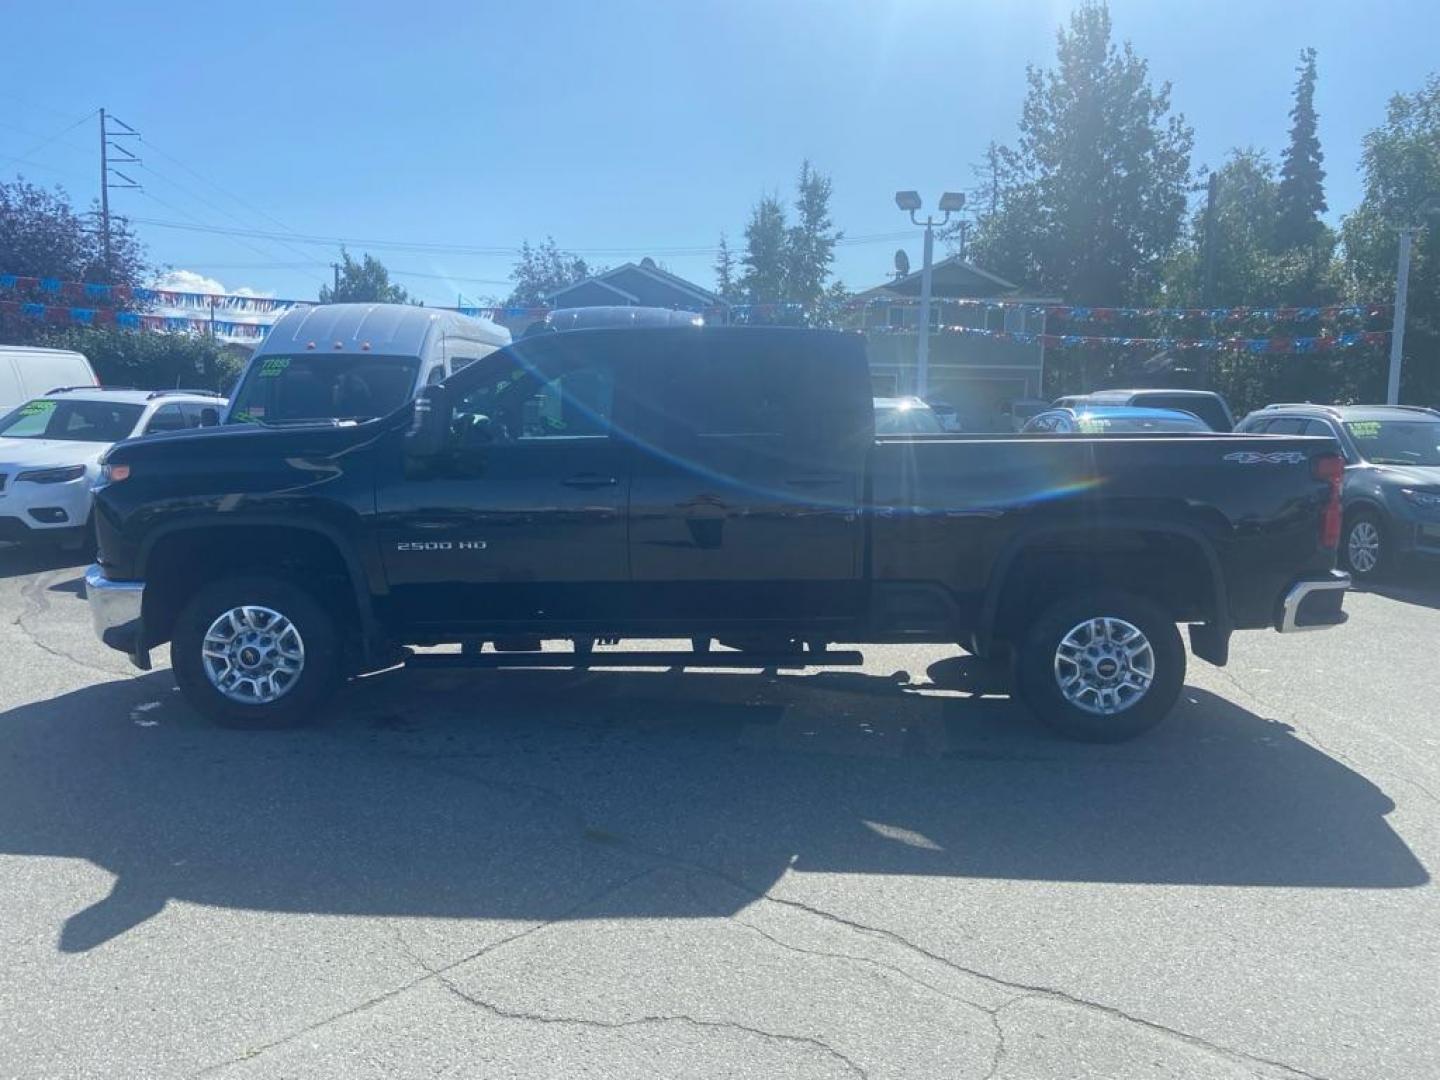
xmin=87 ymin=327 xmax=1348 ymax=742
xmin=0 ymin=345 xmax=99 ymax=415
xmin=1002 ymin=397 xmax=1052 ymax=432
xmin=0 ymin=388 xmax=224 ymax=549
xmin=1236 ymin=403 xmax=1440 ymax=579
xmin=926 ymin=401 xmax=965 ymax=432
xmin=224 ymin=303 xmax=510 ymax=427
xmin=873 ymin=396 xmax=944 ymax=434
xmin=1053 ymin=389 xmax=1235 ymax=432
xmin=1023 ymin=405 xmax=1212 ymax=435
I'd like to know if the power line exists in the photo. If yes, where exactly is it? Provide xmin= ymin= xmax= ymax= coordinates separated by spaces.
xmin=0 ymin=109 xmax=97 ymax=173
xmin=126 ymin=215 xmax=917 ymax=259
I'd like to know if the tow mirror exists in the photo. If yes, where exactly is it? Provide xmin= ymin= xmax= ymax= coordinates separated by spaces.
xmin=199 ymin=406 xmax=220 ymax=427
xmin=406 ymin=385 xmax=452 ymax=458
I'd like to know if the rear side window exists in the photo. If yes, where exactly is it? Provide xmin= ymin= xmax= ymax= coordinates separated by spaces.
xmin=1262 ymin=417 xmax=1308 ymax=435
xmin=1133 ymin=394 xmax=1226 ymax=431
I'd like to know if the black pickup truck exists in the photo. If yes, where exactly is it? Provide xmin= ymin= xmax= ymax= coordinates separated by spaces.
xmin=86 ymin=326 xmax=1349 ymax=741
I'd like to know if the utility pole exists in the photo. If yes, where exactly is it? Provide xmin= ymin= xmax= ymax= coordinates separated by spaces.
xmin=97 ymin=110 xmax=141 ymax=283
xmin=332 ymin=261 xmax=341 ymax=297
xmin=1386 ymin=226 xmax=1416 ymax=405
xmin=99 ymin=109 xmax=110 ymax=280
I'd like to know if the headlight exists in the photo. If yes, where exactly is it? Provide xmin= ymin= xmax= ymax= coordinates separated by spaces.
xmin=1401 ymin=488 xmax=1440 ymax=509
xmin=16 ymin=465 xmax=86 ymax=484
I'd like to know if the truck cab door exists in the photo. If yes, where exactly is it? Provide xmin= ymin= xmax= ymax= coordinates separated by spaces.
xmin=626 ymin=333 xmax=867 ymax=628
xmin=374 ymin=337 xmax=632 ymax=633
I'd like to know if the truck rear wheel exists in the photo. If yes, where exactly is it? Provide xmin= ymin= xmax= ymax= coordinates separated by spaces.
xmin=172 ymin=576 xmax=341 ymax=728
xmin=1015 ymin=590 xmax=1184 ymax=742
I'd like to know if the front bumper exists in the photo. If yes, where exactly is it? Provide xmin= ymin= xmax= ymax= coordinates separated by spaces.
xmin=84 ymin=564 xmax=150 ymax=668
xmin=1278 ymin=570 xmax=1351 ymax=633
xmin=0 ymin=476 xmax=94 ymax=532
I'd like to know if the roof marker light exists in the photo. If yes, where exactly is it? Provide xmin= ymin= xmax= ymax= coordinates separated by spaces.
xmin=306 ymin=341 xmax=316 ymax=350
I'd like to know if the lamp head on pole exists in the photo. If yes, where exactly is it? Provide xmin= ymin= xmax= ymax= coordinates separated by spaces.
xmin=894 ymin=190 xmax=922 ymax=213
xmin=938 ymin=191 xmax=966 ymax=214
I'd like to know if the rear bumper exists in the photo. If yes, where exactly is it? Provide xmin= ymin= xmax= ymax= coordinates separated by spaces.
xmin=1278 ymin=570 xmax=1350 ymax=633
xmin=84 ymin=564 xmax=150 ymax=668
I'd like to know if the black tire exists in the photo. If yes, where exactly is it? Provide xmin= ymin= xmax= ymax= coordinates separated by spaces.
xmin=171 ymin=576 xmax=341 ymax=728
xmin=1014 ymin=590 xmax=1185 ymax=743
xmin=1341 ymin=510 xmax=1386 ymax=581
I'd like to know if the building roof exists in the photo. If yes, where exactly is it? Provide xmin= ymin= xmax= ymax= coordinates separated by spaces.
xmin=547 ymin=260 xmax=720 ymax=310
xmin=853 ymin=255 xmax=1025 ymax=302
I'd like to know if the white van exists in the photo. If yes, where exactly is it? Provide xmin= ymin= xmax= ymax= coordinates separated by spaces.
xmin=224 ymin=303 xmax=510 ymax=425
xmin=0 ymin=346 xmax=99 ymax=417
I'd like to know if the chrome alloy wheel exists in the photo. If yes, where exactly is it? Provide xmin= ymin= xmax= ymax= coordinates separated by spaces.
xmin=1347 ymin=520 xmax=1381 ymax=575
xmin=1053 ymin=617 xmax=1155 ymax=716
xmin=201 ymin=605 xmax=306 ymax=704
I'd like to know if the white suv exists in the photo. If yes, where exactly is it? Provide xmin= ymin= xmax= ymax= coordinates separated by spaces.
xmin=0 ymin=388 xmax=224 ymax=549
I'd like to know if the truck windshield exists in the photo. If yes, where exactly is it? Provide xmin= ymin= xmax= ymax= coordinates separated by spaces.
xmin=0 ymin=398 xmax=143 ymax=442
xmin=1344 ymin=419 xmax=1440 ymax=466
xmin=228 ymin=354 xmax=420 ymax=424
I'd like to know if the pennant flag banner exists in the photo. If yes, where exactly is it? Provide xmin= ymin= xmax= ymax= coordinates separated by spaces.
xmin=872 ymin=323 xmax=1392 ymax=354
xmin=456 ymin=305 xmax=550 ymax=320
xmin=0 ymin=299 xmax=271 ymax=341
xmin=843 ymin=296 xmax=1390 ymax=322
xmin=0 ymin=273 xmax=309 ymax=315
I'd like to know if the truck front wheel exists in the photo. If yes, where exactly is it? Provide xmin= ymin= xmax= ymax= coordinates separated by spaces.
xmin=172 ymin=576 xmax=341 ymax=728
xmin=1015 ymin=590 xmax=1185 ymax=742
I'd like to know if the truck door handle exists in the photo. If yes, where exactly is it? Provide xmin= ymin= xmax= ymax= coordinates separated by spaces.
xmin=562 ymin=473 xmax=618 ymax=489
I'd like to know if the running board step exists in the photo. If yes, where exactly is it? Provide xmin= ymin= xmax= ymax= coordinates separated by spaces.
xmin=405 ymin=649 xmax=864 ymax=670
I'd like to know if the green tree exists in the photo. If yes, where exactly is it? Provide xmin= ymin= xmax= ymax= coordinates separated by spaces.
xmin=713 ymin=232 xmax=739 ymax=302
xmin=33 ymin=325 xmax=243 ymax=391
xmin=785 ymin=160 xmax=842 ymax=318
xmin=0 ymin=176 xmax=147 ymax=286
xmin=1341 ymin=74 xmax=1440 ymax=405
xmin=1 ymin=177 xmax=150 ymax=344
xmin=1275 ymin=48 xmax=1328 ymax=250
xmin=506 ymin=237 xmax=591 ymax=307
xmin=318 ymin=248 xmax=409 ymax=304
xmin=969 ymin=2 xmax=1193 ymax=304
xmin=738 ymin=194 xmax=789 ymax=305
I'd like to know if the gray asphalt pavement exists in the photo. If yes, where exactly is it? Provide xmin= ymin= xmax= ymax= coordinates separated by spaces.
xmin=0 ymin=543 xmax=1436 ymax=1079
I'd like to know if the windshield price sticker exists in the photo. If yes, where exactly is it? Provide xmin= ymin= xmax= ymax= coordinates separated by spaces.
xmin=19 ymin=400 xmax=56 ymax=417
xmin=1349 ymin=421 xmax=1381 ymax=439
xmin=258 ymin=357 xmax=292 ymax=378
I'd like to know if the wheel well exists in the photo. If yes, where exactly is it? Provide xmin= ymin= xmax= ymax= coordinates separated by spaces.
xmin=142 ymin=526 xmax=360 ymax=647
xmin=991 ymin=530 xmax=1219 ymax=646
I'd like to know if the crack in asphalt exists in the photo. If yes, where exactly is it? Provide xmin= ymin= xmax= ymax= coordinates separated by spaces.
xmin=310 ymin=723 xmax=1335 ymax=1080
xmin=10 ymin=569 xmax=123 ymax=678
xmin=1216 ymin=665 xmax=1440 ymax=808
xmin=436 ymin=978 xmax=870 ymax=1080
xmin=187 ymin=867 xmax=657 ymax=1078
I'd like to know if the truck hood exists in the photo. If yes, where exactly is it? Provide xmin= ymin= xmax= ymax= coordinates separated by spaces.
xmin=102 ymin=416 xmax=394 ymax=467
xmin=0 ymin=437 xmax=109 ymax=471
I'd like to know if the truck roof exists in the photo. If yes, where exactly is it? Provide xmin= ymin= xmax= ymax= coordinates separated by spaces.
xmin=257 ymin=303 xmax=509 ymax=356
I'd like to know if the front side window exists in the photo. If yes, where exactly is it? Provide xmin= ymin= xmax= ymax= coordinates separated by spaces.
xmin=144 ymin=404 xmax=191 ymax=434
xmin=228 ymin=354 xmax=421 ymax=424
xmin=0 ymin=398 xmax=143 ymax=442
xmin=452 ymin=351 xmax=615 ymax=445
xmin=1344 ymin=420 xmax=1440 ymax=466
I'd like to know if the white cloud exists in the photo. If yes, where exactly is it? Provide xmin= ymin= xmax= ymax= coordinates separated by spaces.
xmin=151 ymin=269 xmax=274 ymax=299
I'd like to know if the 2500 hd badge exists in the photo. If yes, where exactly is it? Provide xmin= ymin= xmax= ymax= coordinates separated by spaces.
xmin=394 ymin=540 xmax=487 ymax=551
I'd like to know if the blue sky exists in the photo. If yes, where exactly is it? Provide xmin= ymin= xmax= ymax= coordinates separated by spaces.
xmin=1 ymin=0 xmax=1435 ymax=306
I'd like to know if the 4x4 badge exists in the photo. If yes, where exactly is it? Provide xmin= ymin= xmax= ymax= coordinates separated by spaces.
xmin=1223 ymin=451 xmax=1307 ymax=465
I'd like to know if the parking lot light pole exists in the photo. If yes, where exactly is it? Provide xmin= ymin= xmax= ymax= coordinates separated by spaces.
xmin=1386 ymin=226 xmax=1415 ymax=405
xmin=896 ymin=191 xmax=964 ymax=401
